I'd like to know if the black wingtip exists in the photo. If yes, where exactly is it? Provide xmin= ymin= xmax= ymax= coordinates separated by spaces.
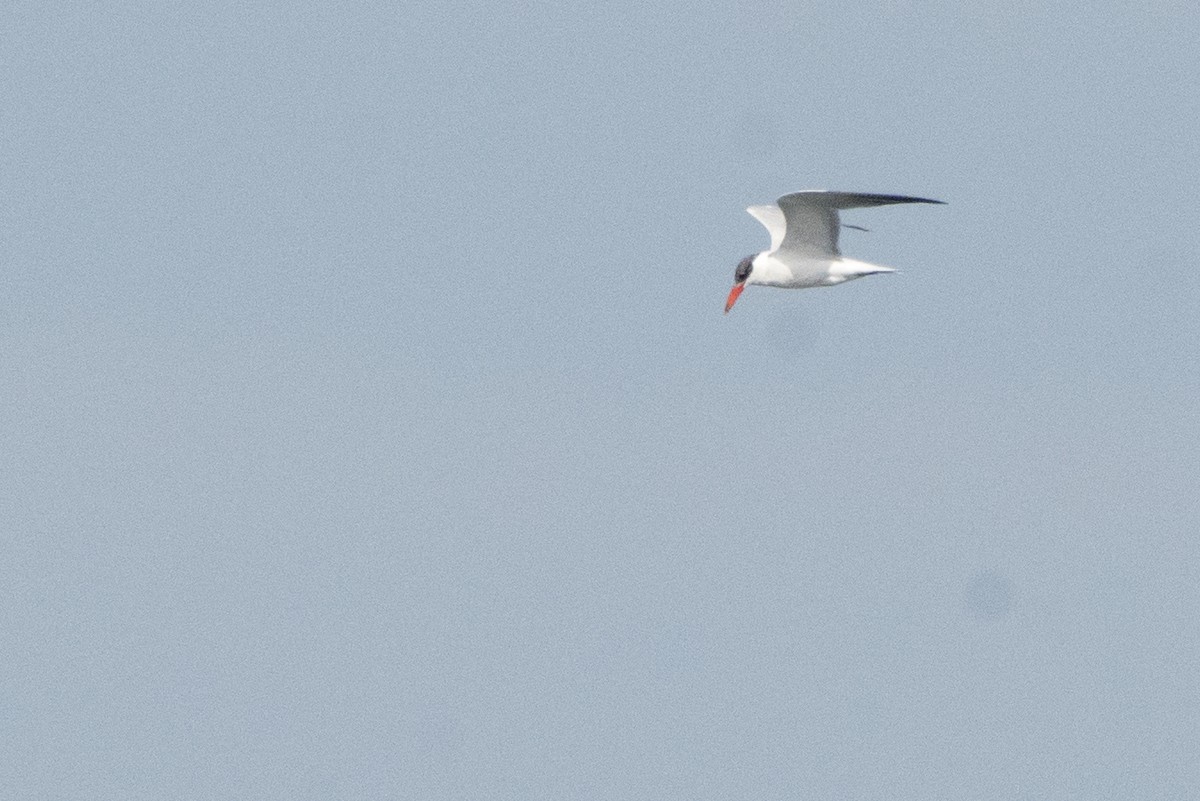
xmin=870 ymin=193 xmax=946 ymax=205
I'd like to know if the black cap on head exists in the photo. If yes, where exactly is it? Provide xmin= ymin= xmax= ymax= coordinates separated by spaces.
xmin=734 ymin=255 xmax=754 ymax=284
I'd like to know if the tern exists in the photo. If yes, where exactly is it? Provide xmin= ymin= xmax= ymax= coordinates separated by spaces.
xmin=724 ymin=191 xmax=944 ymax=313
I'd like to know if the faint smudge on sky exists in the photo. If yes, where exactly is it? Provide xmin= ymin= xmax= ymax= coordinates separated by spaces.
xmin=964 ymin=569 xmax=1013 ymax=621
xmin=767 ymin=308 xmax=820 ymax=359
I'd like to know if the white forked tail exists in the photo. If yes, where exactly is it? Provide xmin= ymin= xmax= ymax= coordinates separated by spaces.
xmin=828 ymin=258 xmax=896 ymax=283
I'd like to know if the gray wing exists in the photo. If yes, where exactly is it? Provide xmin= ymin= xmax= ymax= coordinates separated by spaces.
xmin=775 ymin=191 xmax=944 ymax=257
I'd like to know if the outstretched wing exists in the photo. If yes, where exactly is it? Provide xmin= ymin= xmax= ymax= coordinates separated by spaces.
xmin=746 ymin=204 xmax=787 ymax=252
xmin=774 ymin=191 xmax=944 ymax=258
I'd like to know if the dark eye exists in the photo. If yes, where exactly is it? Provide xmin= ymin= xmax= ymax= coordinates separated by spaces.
xmin=735 ymin=256 xmax=753 ymax=283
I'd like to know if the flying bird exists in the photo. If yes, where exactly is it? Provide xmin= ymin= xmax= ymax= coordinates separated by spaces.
xmin=725 ymin=191 xmax=944 ymax=313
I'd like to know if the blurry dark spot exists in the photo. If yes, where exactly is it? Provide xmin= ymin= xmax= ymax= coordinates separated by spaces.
xmin=767 ymin=309 xmax=819 ymax=358
xmin=964 ymin=570 xmax=1012 ymax=620
xmin=730 ymin=117 xmax=781 ymax=160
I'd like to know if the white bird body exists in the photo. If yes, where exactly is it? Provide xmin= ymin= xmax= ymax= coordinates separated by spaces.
xmin=747 ymin=252 xmax=894 ymax=288
xmin=725 ymin=190 xmax=943 ymax=312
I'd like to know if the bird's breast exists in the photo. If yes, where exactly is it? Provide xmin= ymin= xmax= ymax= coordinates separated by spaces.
xmin=752 ymin=253 xmax=835 ymax=288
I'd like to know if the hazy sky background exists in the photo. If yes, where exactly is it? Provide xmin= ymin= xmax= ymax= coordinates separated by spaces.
xmin=3 ymin=2 xmax=1198 ymax=798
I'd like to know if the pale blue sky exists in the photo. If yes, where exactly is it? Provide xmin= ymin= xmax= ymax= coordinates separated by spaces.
xmin=3 ymin=2 xmax=1198 ymax=798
